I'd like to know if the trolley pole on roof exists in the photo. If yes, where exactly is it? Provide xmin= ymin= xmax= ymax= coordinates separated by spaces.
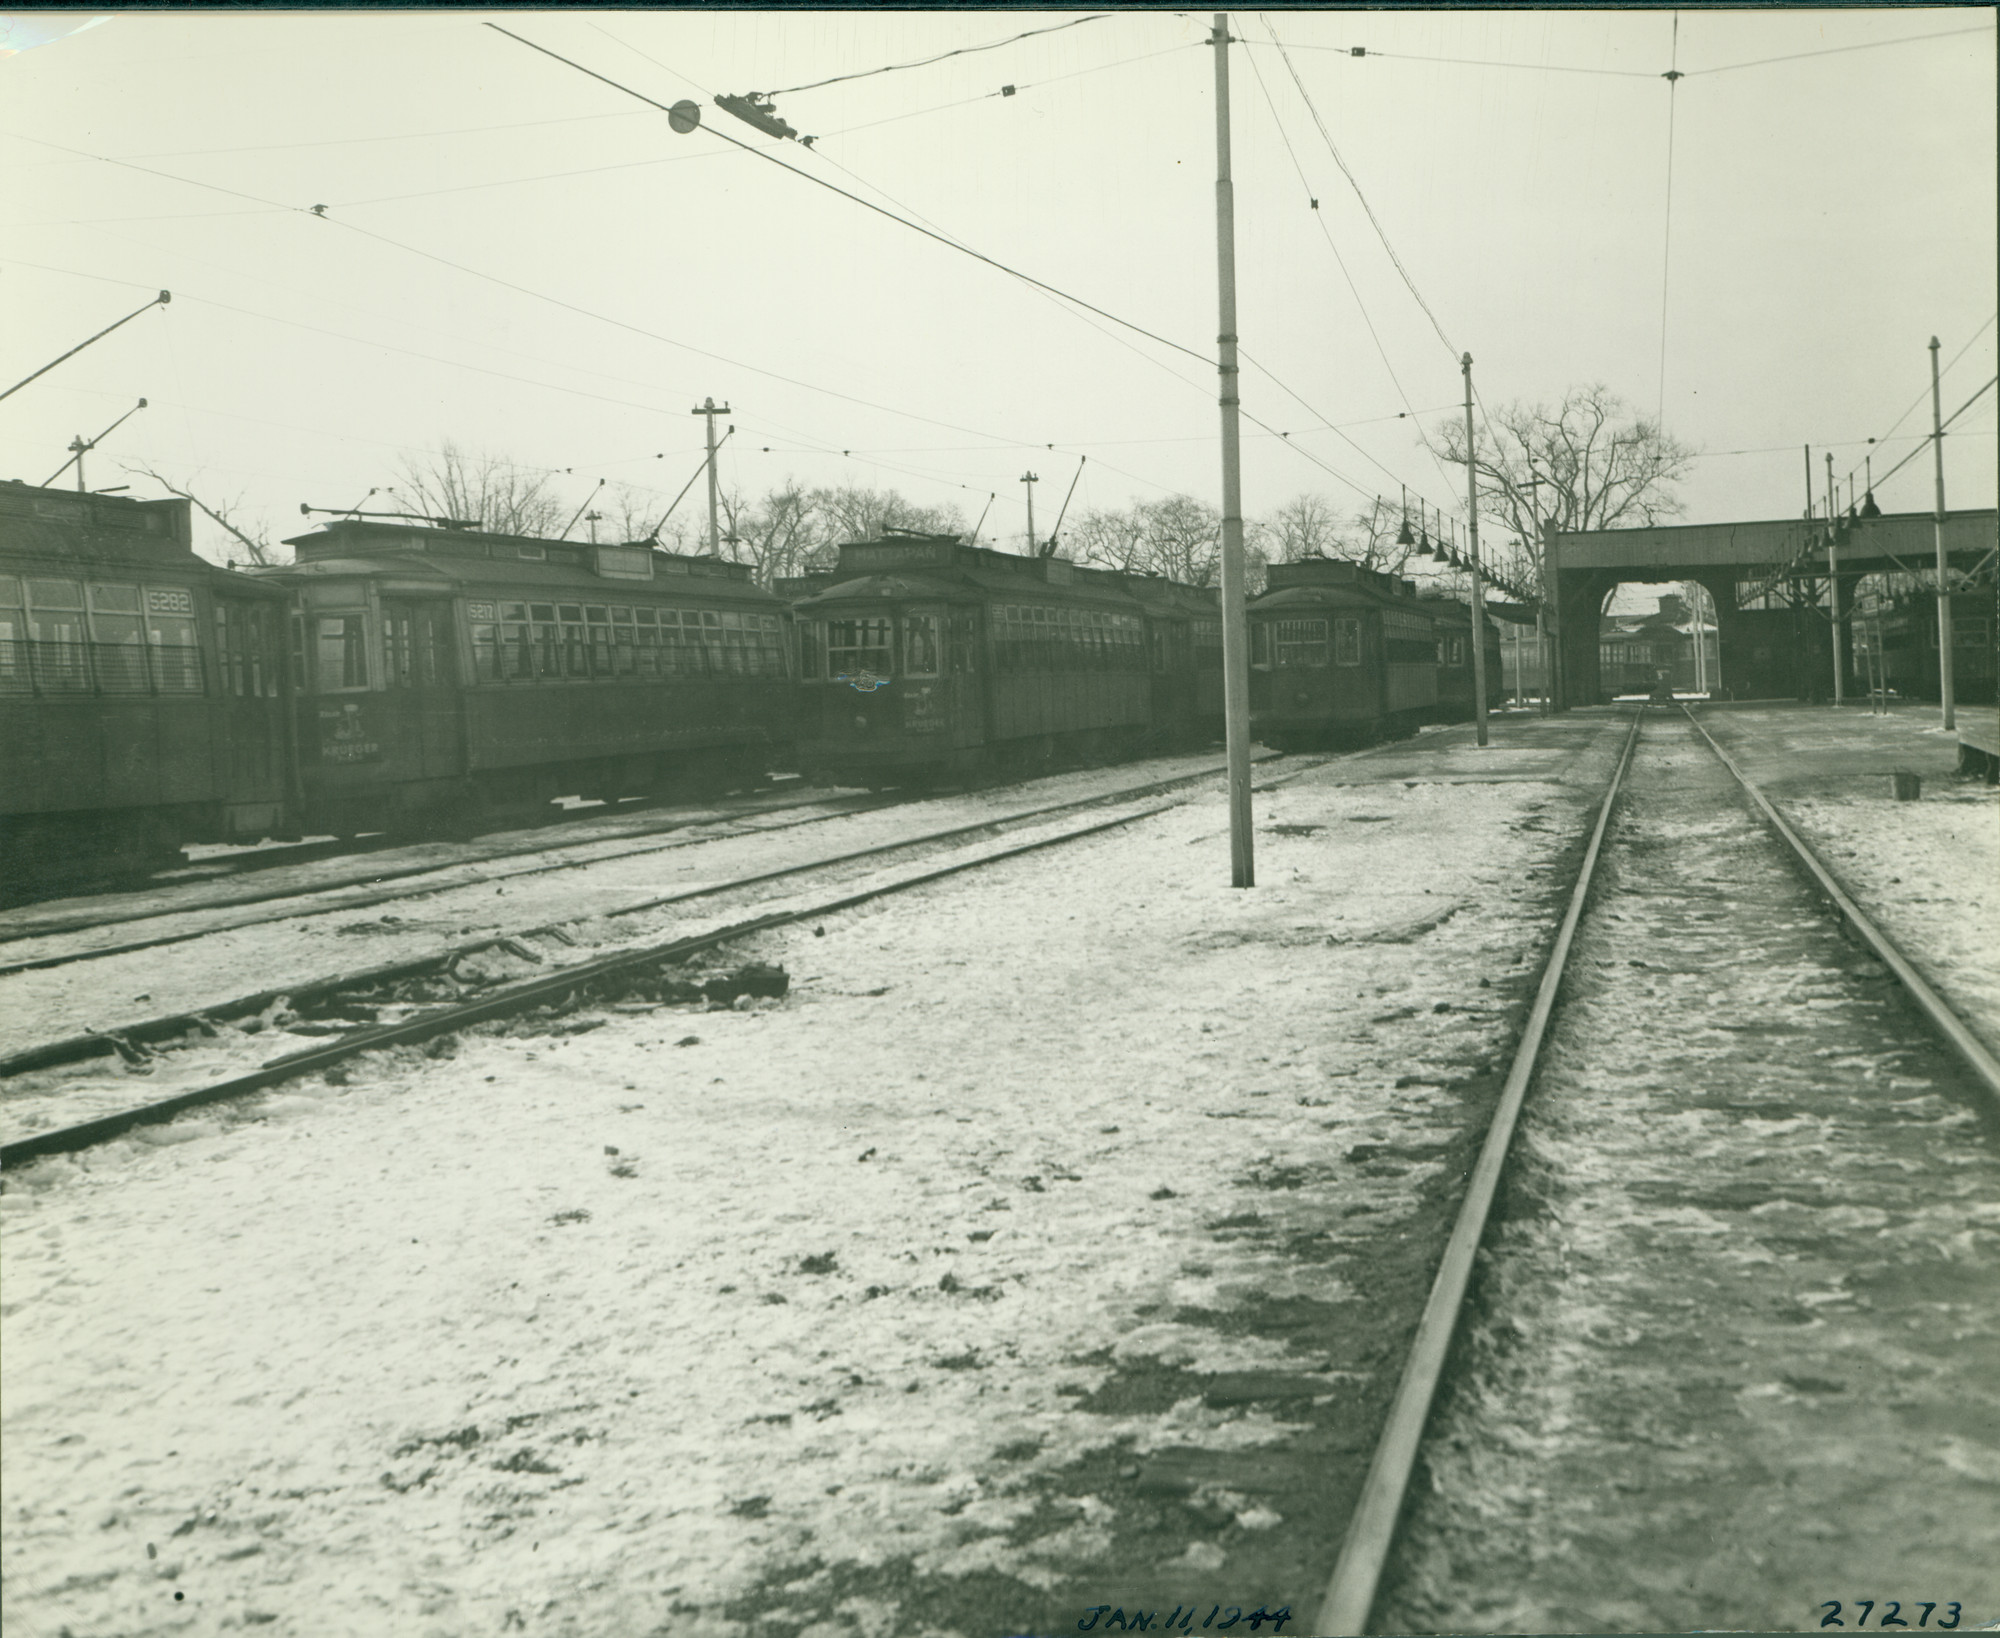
xmin=1929 ymin=336 xmax=1957 ymax=731
xmin=1211 ymin=12 xmax=1253 ymax=888
xmin=693 ymin=397 xmax=731 ymax=554
xmin=1461 ymin=354 xmax=1491 ymax=746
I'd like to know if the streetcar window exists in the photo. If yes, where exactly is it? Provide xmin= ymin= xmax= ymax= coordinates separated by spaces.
xmin=0 ymin=579 xmax=20 ymax=692
xmin=93 ymin=584 xmax=149 ymax=693
xmin=658 ymin=610 xmax=692 ymax=676
xmin=383 ymin=610 xmax=414 ymax=687
xmin=697 ymin=610 xmax=725 ymax=675
xmin=586 ymin=606 xmax=613 ymax=677
xmin=24 ymin=578 xmax=88 ymax=691
xmin=1333 ymin=618 xmax=1361 ymax=667
xmin=559 ymin=606 xmax=587 ymax=677
xmin=1251 ymin=623 xmax=1271 ymax=668
xmin=472 ymin=620 xmax=500 ymax=682
xmin=799 ymin=619 xmax=823 ymax=680
xmin=315 ymin=614 xmax=369 ymax=691
xmin=527 ymin=604 xmax=559 ymax=679
xmin=1277 ymin=617 xmax=1329 ymax=667
xmin=609 ymin=606 xmax=637 ymax=676
xmin=903 ymin=612 xmax=941 ymax=677
xmin=949 ymin=611 xmax=977 ymax=674
xmin=720 ymin=611 xmax=749 ymax=675
xmin=634 ymin=608 xmax=662 ymax=678
xmin=27 ymin=578 xmax=82 ymax=610
xmin=826 ymin=617 xmax=893 ymax=680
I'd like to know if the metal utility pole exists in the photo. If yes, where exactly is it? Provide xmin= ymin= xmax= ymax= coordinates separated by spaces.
xmin=1212 ymin=12 xmax=1253 ymax=888
xmin=1929 ymin=335 xmax=1956 ymax=730
xmin=1825 ymin=450 xmax=1844 ymax=705
xmin=1020 ymin=470 xmax=1039 ymax=554
xmin=692 ymin=397 xmax=731 ymax=554
xmin=1461 ymin=354 xmax=1491 ymax=745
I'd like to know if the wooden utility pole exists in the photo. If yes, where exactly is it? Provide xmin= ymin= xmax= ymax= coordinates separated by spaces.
xmin=692 ymin=397 xmax=731 ymax=554
xmin=1461 ymin=355 xmax=1490 ymax=745
xmin=1020 ymin=470 xmax=1039 ymax=555
xmin=1929 ymin=336 xmax=1956 ymax=730
xmin=1212 ymin=12 xmax=1253 ymax=887
xmin=1825 ymin=450 xmax=1844 ymax=706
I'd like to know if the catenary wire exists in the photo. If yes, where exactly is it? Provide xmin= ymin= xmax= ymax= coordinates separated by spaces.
xmin=763 ymin=13 xmax=1115 ymax=96
xmin=1243 ymin=25 xmax=1461 ymax=513
xmin=482 ymin=24 xmax=1216 ymax=372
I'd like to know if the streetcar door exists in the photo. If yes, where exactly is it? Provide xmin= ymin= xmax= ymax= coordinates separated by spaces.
xmin=381 ymin=598 xmax=466 ymax=780
xmin=899 ymin=605 xmax=950 ymax=737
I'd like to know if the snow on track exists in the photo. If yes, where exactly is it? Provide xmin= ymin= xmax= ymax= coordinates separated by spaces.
xmin=3 ymin=728 xmax=1621 ymax=1638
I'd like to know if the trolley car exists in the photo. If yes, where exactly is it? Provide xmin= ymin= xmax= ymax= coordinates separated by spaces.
xmin=786 ymin=532 xmax=1219 ymax=787
xmin=0 ymin=481 xmax=292 ymax=886
xmin=1247 ymin=558 xmax=1440 ymax=748
xmin=257 ymin=518 xmax=794 ymax=835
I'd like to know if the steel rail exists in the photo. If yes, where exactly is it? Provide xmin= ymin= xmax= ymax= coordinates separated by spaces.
xmin=0 ymin=782 xmax=883 ymax=935
xmin=0 ymin=791 xmax=900 ymax=968
xmin=1683 ymin=706 xmax=2000 ymax=1107
xmin=0 ymin=754 xmax=1299 ymax=980
xmin=1 ymin=798 xmax=1181 ymax=1167
xmin=1315 ymin=707 xmax=1645 ymax=1636
xmin=2 ymin=755 xmax=1335 ymax=1080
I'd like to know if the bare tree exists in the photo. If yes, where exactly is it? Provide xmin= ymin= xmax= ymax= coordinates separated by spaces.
xmin=1066 ymin=507 xmax=1150 ymax=573
xmin=125 ymin=463 xmax=282 ymax=566
xmin=717 ymin=482 xmax=824 ymax=588
xmin=808 ymin=484 xmax=963 ymax=546
xmin=394 ymin=440 xmax=570 ymax=537
xmin=1435 ymin=384 xmax=1696 ymax=547
xmin=1067 ymin=495 xmax=1257 ymax=588
xmin=1264 ymin=492 xmax=1416 ymax=576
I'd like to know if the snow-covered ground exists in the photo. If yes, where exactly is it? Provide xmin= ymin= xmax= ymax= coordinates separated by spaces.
xmin=1694 ymin=706 xmax=2000 ymax=1050
xmin=0 ymin=751 xmax=1284 ymax=1059
xmin=2 ymin=720 xmax=1628 ymax=1638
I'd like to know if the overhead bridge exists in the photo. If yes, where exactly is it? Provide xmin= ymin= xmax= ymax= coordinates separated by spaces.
xmin=1545 ymin=509 xmax=1997 ymax=705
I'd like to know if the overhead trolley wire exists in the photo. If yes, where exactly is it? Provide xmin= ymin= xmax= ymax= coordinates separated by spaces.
xmin=484 ymin=24 xmax=1216 ymax=375
xmin=814 ymin=41 xmax=1201 ymax=141
xmin=1251 ymin=20 xmax=1994 ymax=81
xmin=1684 ymin=22 xmax=1996 ymax=78
xmin=1243 ymin=23 xmax=1462 ymax=513
xmin=487 ymin=24 xmax=1394 ymax=507
xmin=761 ymin=13 xmax=1115 ymax=97
xmin=1836 ymin=312 xmax=1997 ymax=495
xmin=1261 ymin=24 xmax=1459 ymax=362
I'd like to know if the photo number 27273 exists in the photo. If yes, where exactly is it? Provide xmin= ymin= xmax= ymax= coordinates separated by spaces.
xmin=1821 ymin=1602 xmax=1962 ymax=1628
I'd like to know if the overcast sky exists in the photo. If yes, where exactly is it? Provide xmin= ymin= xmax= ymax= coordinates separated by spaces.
xmin=4 ymin=6 xmax=1995 ymax=569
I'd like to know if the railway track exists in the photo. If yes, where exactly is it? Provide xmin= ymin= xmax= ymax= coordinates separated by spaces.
xmin=1316 ymin=708 xmax=1999 ymax=1635
xmin=0 ymin=749 xmax=1358 ymax=1165
xmin=0 ymin=786 xmax=901 ymax=976
xmin=0 ymin=751 xmax=1315 ymax=980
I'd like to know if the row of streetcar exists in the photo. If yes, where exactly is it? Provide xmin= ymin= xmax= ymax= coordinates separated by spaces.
xmin=0 ymin=479 xmax=1505 ymax=886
